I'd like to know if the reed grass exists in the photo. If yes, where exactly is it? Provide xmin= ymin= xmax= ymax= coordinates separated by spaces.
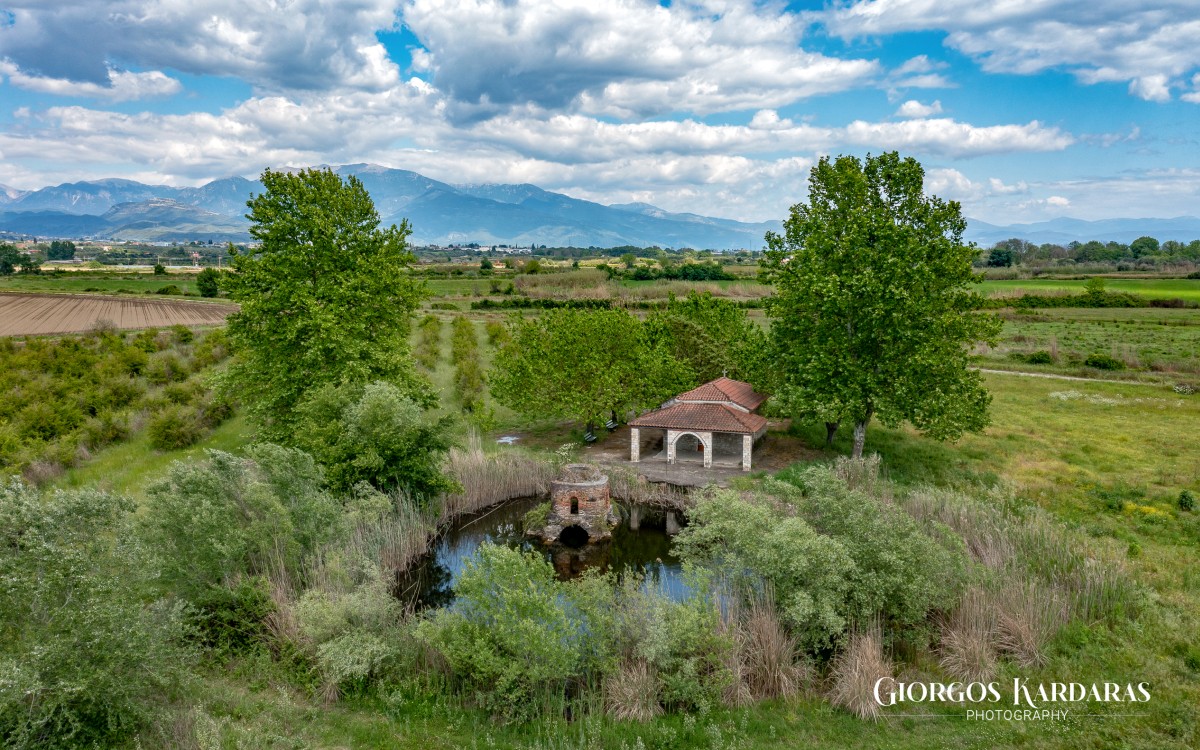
xmin=827 ymin=620 xmax=891 ymax=721
xmin=938 ymin=585 xmax=998 ymax=683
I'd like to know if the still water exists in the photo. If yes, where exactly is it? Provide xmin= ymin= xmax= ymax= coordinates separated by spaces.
xmin=400 ymin=496 xmax=688 ymax=608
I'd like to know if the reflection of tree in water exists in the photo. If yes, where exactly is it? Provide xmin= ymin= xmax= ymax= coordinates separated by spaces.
xmin=396 ymin=555 xmax=454 ymax=609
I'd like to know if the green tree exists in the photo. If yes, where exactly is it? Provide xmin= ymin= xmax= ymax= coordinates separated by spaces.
xmin=1129 ymin=235 xmax=1159 ymax=258
xmin=153 ymin=263 xmax=166 ymax=275
xmin=986 ymin=246 xmax=1016 ymax=267
xmin=760 ymin=152 xmax=1000 ymax=457
xmin=0 ymin=244 xmax=19 ymax=275
xmin=490 ymin=308 xmax=689 ymax=431
xmin=292 ymin=380 xmax=457 ymax=499
xmin=47 ymin=240 xmax=76 ymax=261
xmin=646 ymin=291 xmax=770 ymax=387
xmin=195 ymin=266 xmax=220 ymax=297
xmin=222 ymin=168 xmax=430 ymax=436
xmin=620 ymin=251 xmax=637 ymax=269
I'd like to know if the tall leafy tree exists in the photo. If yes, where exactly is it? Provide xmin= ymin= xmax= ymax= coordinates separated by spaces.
xmin=47 ymin=240 xmax=76 ymax=261
xmin=646 ymin=290 xmax=770 ymax=388
xmin=195 ymin=267 xmax=221 ymax=297
xmin=222 ymin=168 xmax=430 ymax=437
xmin=489 ymin=308 xmax=689 ymax=431
xmin=760 ymin=152 xmax=1000 ymax=458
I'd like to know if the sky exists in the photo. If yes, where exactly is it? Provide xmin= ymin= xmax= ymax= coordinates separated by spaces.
xmin=0 ymin=0 xmax=1197 ymax=224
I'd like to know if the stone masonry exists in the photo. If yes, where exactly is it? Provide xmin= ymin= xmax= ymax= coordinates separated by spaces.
xmin=539 ymin=463 xmax=618 ymax=544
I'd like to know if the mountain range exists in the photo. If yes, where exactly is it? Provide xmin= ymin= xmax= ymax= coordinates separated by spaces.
xmin=1 ymin=165 xmax=1197 ymax=248
xmin=0 ymin=165 xmax=780 ymax=249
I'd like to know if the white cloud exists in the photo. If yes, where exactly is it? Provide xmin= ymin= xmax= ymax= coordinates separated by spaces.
xmin=402 ymin=0 xmax=879 ymax=117
xmin=820 ymin=1 xmax=1200 ymax=102
xmin=0 ymin=60 xmax=181 ymax=101
xmin=0 ymin=0 xmax=403 ymax=93
xmin=895 ymin=99 xmax=942 ymax=118
xmin=1046 ymin=195 xmax=1070 ymax=207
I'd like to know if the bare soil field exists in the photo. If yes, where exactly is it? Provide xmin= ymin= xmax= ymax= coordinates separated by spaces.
xmin=0 ymin=293 xmax=234 ymax=336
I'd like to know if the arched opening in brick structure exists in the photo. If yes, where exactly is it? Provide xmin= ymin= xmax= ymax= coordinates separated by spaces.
xmin=558 ymin=524 xmax=589 ymax=548
xmin=570 ymin=497 xmax=579 ymax=514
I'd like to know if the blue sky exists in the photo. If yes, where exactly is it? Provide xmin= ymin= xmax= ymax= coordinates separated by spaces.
xmin=0 ymin=0 xmax=1197 ymax=224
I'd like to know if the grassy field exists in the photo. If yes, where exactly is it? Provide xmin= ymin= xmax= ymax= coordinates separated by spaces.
xmin=53 ymin=413 xmax=253 ymax=499
xmin=0 ymin=271 xmax=205 ymax=297
xmin=979 ymin=278 xmax=1200 ymax=302
xmin=978 ymin=307 xmax=1200 ymax=377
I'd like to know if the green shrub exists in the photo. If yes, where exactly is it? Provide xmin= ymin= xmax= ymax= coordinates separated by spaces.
xmin=676 ymin=466 xmax=964 ymax=650
xmin=146 ymin=351 xmax=189 ymax=384
xmin=1026 ymin=350 xmax=1054 ymax=364
xmin=155 ymin=284 xmax=182 ymax=295
xmin=485 ymin=320 xmax=509 ymax=346
xmin=418 ymin=544 xmax=616 ymax=722
xmin=170 ymin=324 xmax=194 ymax=344
xmin=81 ymin=412 xmax=130 ymax=449
xmin=190 ymin=577 xmax=274 ymax=655
xmin=1084 ymin=353 xmax=1125 ymax=370
xmin=0 ymin=480 xmax=191 ymax=748
xmin=153 ymin=263 xmax=167 ymax=275
xmin=141 ymin=446 xmax=340 ymax=598
xmin=1180 ymin=490 xmax=1196 ymax=512
xmin=430 ymin=301 xmax=459 ymax=310
xmin=192 ymin=329 xmax=229 ymax=368
xmin=293 ymin=381 xmax=457 ymax=499
xmin=147 ymin=406 xmax=204 ymax=451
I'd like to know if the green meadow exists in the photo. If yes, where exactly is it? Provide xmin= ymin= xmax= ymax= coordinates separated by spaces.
xmin=979 ymin=278 xmax=1200 ymax=302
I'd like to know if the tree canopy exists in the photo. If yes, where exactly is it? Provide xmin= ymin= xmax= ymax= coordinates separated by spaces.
xmin=760 ymin=152 xmax=1000 ymax=457
xmin=222 ymin=168 xmax=430 ymax=437
xmin=489 ymin=308 xmax=690 ymax=430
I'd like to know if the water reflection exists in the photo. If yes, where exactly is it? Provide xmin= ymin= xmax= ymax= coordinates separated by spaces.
xmin=400 ymin=496 xmax=688 ymax=608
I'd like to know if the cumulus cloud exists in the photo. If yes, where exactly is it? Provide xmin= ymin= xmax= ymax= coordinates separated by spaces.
xmin=0 ymin=60 xmax=181 ymax=101
xmin=820 ymin=1 xmax=1200 ymax=102
xmin=0 ymin=0 xmax=403 ymax=92
xmin=402 ymin=0 xmax=879 ymax=118
xmin=895 ymin=99 xmax=942 ymax=118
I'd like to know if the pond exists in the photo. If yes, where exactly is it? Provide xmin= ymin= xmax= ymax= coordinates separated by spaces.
xmin=399 ymin=496 xmax=688 ymax=609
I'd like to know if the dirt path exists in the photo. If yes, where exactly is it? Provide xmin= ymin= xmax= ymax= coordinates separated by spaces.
xmin=0 ymin=293 xmax=234 ymax=335
xmin=974 ymin=367 xmax=1161 ymax=387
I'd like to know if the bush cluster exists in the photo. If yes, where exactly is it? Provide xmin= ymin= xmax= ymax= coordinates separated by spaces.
xmin=0 ymin=327 xmax=231 ymax=480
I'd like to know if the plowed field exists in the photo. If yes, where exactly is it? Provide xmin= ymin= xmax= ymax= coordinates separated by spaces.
xmin=0 ymin=293 xmax=233 ymax=335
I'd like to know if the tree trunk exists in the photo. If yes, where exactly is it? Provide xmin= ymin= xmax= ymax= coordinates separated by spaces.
xmin=824 ymin=422 xmax=839 ymax=447
xmin=851 ymin=407 xmax=873 ymax=459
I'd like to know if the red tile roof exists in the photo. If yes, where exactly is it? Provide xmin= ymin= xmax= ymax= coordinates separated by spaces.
xmin=674 ymin=376 xmax=766 ymax=411
xmin=630 ymin=402 xmax=768 ymax=434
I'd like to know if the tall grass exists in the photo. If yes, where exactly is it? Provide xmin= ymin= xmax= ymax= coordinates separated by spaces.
xmin=902 ymin=485 xmax=1138 ymax=623
xmin=827 ymin=620 xmax=891 ymax=721
xmin=938 ymin=585 xmax=998 ymax=683
xmin=438 ymin=431 xmax=557 ymax=524
xmin=606 ymin=466 xmax=691 ymax=510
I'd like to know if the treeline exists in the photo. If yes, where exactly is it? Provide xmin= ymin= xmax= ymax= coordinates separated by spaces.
xmin=471 ymin=296 xmax=765 ymax=311
xmin=601 ymin=259 xmax=737 ymax=281
xmin=983 ymin=235 xmax=1200 ymax=268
